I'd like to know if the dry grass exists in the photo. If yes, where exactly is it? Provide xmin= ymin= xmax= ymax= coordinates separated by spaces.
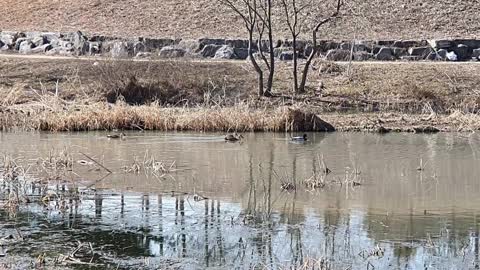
xmin=0 ymin=0 xmax=479 ymax=39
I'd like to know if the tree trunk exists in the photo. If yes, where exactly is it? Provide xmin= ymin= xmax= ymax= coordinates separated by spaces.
xmin=292 ymin=35 xmax=299 ymax=94
xmin=248 ymin=30 xmax=264 ymax=96
xmin=299 ymin=31 xmax=318 ymax=93
xmin=264 ymin=0 xmax=274 ymax=97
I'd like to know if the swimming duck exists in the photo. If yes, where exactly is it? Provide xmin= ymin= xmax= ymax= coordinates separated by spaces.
xmin=107 ymin=132 xmax=126 ymax=139
xmin=225 ymin=133 xmax=244 ymax=142
xmin=291 ymin=134 xmax=308 ymax=141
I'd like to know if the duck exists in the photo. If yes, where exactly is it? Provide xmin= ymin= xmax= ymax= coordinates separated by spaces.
xmin=225 ymin=133 xmax=244 ymax=142
xmin=291 ymin=134 xmax=308 ymax=141
xmin=107 ymin=132 xmax=126 ymax=139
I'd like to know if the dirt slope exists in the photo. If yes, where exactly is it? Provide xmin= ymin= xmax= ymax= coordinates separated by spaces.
xmin=0 ymin=0 xmax=479 ymax=40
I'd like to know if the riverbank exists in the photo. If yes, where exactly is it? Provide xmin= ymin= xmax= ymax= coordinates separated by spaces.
xmin=1 ymin=56 xmax=480 ymax=133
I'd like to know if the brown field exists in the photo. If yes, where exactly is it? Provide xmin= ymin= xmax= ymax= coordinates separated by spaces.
xmin=1 ymin=56 xmax=480 ymax=132
xmin=0 ymin=0 xmax=479 ymax=40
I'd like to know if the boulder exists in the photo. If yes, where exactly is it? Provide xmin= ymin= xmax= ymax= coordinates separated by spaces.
xmin=392 ymin=40 xmax=427 ymax=48
xmin=133 ymin=42 xmax=146 ymax=55
xmin=0 ymin=33 xmax=15 ymax=47
xmin=46 ymin=47 xmax=73 ymax=56
xmin=19 ymin=40 xmax=33 ymax=53
xmin=453 ymin=39 xmax=480 ymax=49
xmin=214 ymin=45 xmax=235 ymax=59
xmin=14 ymin=37 xmax=29 ymax=50
xmin=110 ymin=41 xmax=129 ymax=58
xmin=198 ymin=38 xmax=225 ymax=51
xmin=226 ymin=39 xmax=249 ymax=49
xmin=31 ymin=44 xmax=52 ymax=53
xmin=279 ymin=51 xmax=294 ymax=61
xmin=0 ymin=40 xmax=4 ymax=49
xmin=437 ymin=49 xmax=448 ymax=60
xmin=178 ymin=39 xmax=201 ymax=53
xmin=428 ymin=39 xmax=453 ymax=49
xmin=392 ymin=47 xmax=408 ymax=57
xmin=70 ymin=31 xmax=88 ymax=55
xmin=408 ymin=47 xmax=433 ymax=58
xmin=375 ymin=47 xmax=395 ymax=60
xmin=473 ymin=48 xmax=480 ymax=59
xmin=325 ymin=49 xmax=350 ymax=61
xmin=285 ymin=108 xmax=335 ymax=132
xmin=32 ymin=36 xmax=46 ymax=47
xmin=233 ymin=48 xmax=249 ymax=59
xmin=42 ymin=32 xmax=62 ymax=44
xmin=273 ymin=47 xmax=293 ymax=57
xmin=201 ymin=44 xmax=222 ymax=57
xmin=140 ymin=38 xmax=176 ymax=51
xmin=353 ymin=51 xmax=372 ymax=61
xmin=159 ymin=46 xmax=186 ymax=58
xmin=89 ymin=42 xmax=101 ymax=55
xmin=453 ymin=44 xmax=470 ymax=60
xmin=446 ymin=51 xmax=458 ymax=61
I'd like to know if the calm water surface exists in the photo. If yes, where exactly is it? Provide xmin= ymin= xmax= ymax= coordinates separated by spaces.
xmin=1 ymin=132 xmax=480 ymax=269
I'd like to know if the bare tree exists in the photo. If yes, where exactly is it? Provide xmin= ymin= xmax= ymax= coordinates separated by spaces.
xmin=256 ymin=0 xmax=275 ymax=96
xmin=218 ymin=0 xmax=265 ymax=96
xmin=298 ymin=0 xmax=344 ymax=94
xmin=280 ymin=0 xmax=312 ymax=94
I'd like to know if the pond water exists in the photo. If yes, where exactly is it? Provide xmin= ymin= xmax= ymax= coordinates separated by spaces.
xmin=1 ymin=131 xmax=480 ymax=269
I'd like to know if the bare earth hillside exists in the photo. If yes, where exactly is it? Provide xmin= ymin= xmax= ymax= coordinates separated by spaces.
xmin=0 ymin=0 xmax=479 ymax=40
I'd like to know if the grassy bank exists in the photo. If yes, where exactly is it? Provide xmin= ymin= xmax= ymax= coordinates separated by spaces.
xmin=1 ymin=57 xmax=480 ymax=132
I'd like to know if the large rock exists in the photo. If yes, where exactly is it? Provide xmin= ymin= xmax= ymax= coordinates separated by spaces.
xmin=353 ymin=51 xmax=373 ymax=61
xmin=473 ymin=48 xmax=480 ymax=60
xmin=408 ymin=47 xmax=433 ymax=58
xmin=279 ymin=51 xmax=294 ymax=61
xmin=14 ymin=37 xmax=29 ymax=50
xmin=70 ymin=31 xmax=88 ymax=55
xmin=0 ymin=40 xmax=4 ymax=49
xmin=233 ymin=48 xmax=249 ymax=59
xmin=110 ymin=41 xmax=129 ymax=58
xmin=31 ymin=44 xmax=52 ymax=53
xmin=32 ymin=36 xmax=46 ymax=47
xmin=285 ymin=109 xmax=335 ymax=132
xmin=133 ymin=42 xmax=146 ymax=55
xmin=453 ymin=44 xmax=471 ymax=60
xmin=198 ymin=38 xmax=225 ymax=51
xmin=46 ymin=46 xmax=73 ymax=56
xmin=428 ymin=39 xmax=453 ymax=49
xmin=325 ymin=49 xmax=350 ymax=61
xmin=201 ymin=44 xmax=222 ymax=57
xmin=392 ymin=40 xmax=427 ymax=48
xmin=89 ymin=42 xmax=101 ymax=55
xmin=392 ymin=47 xmax=408 ymax=57
xmin=226 ymin=39 xmax=249 ymax=49
xmin=19 ymin=40 xmax=33 ymax=53
xmin=214 ymin=45 xmax=235 ymax=59
xmin=140 ymin=38 xmax=176 ymax=51
xmin=178 ymin=39 xmax=200 ymax=53
xmin=159 ymin=46 xmax=186 ymax=58
xmin=375 ymin=47 xmax=394 ymax=60
xmin=0 ymin=33 xmax=15 ymax=48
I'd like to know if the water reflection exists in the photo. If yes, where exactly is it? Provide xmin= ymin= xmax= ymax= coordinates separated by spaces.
xmin=1 ymin=132 xmax=480 ymax=269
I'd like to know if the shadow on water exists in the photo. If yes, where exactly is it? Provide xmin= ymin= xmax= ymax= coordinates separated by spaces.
xmin=1 ymin=132 xmax=480 ymax=269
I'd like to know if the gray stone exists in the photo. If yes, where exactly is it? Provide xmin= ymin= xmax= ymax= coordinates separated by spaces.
xmin=0 ymin=40 xmax=4 ymax=49
xmin=0 ymin=33 xmax=15 ymax=47
xmin=473 ymin=48 xmax=480 ymax=59
xmin=31 ymin=44 xmax=52 ymax=53
xmin=71 ymin=31 xmax=88 ymax=54
xmin=437 ymin=49 xmax=448 ymax=59
xmin=375 ymin=47 xmax=395 ymax=60
xmin=159 ymin=46 xmax=186 ymax=58
xmin=339 ymin=42 xmax=351 ymax=50
xmin=214 ymin=45 xmax=235 ymax=59
xmin=133 ymin=42 xmax=146 ymax=55
xmin=453 ymin=39 xmax=480 ymax=49
xmin=19 ymin=40 xmax=33 ymax=53
xmin=178 ymin=39 xmax=201 ymax=53
xmin=198 ymin=38 xmax=225 ymax=51
xmin=226 ymin=39 xmax=249 ymax=49
xmin=46 ymin=47 xmax=73 ymax=56
xmin=273 ymin=47 xmax=292 ymax=57
xmin=14 ymin=38 xmax=30 ymax=50
xmin=325 ymin=49 xmax=351 ymax=61
xmin=392 ymin=47 xmax=408 ymax=57
xmin=32 ymin=36 xmax=46 ymax=47
xmin=0 ymin=45 xmax=9 ymax=51
xmin=392 ymin=40 xmax=427 ymax=48
xmin=279 ymin=51 xmax=294 ymax=61
xmin=446 ymin=51 xmax=458 ymax=61
xmin=453 ymin=44 xmax=470 ymax=60
xmin=233 ymin=48 xmax=249 ymax=59
xmin=140 ymin=38 xmax=176 ymax=51
xmin=111 ymin=41 xmax=129 ymax=58
xmin=353 ymin=51 xmax=372 ymax=61
xmin=89 ymin=42 xmax=101 ymax=55
xmin=201 ymin=44 xmax=222 ymax=57
xmin=42 ymin=32 xmax=62 ymax=43
xmin=428 ymin=40 xmax=453 ymax=49
xmin=408 ymin=47 xmax=433 ymax=58
xmin=135 ymin=52 xmax=152 ymax=58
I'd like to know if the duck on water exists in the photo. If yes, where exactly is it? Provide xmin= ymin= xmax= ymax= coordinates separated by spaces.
xmin=291 ymin=134 xmax=308 ymax=141
xmin=225 ymin=133 xmax=244 ymax=142
xmin=107 ymin=132 xmax=126 ymax=139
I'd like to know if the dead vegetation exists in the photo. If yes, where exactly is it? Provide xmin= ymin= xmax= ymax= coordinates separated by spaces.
xmin=1 ymin=58 xmax=480 ymax=132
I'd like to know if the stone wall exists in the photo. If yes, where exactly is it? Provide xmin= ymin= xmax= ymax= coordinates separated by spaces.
xmin=1 ymin=30 xmax=480 ymax=62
